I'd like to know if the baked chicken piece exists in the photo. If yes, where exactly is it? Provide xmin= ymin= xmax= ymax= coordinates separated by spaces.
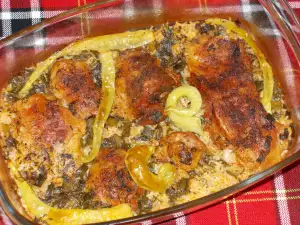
xmin=154 ymin=132 xmax=208 ymax=171
xmin=15 ymin=94 xmax=84 ymax=148
xmin=86 ymin=148 xmax=144 ymax=210
xmin=112 ymin=49 xmax=180 ymax=125
xmin=50 ymin=59 xmax=100 ymax=119
xmin=186 ymin=35 xmax=276 ymax=162
xmin=14 ymin=94 xmax=85 ymax=188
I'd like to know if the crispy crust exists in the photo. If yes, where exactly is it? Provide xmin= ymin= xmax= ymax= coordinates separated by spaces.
xmin=15 ymin=94 xmax=84 ymax=148
xmin=186 ymin=35 xmax=276 ymax=161
xmin=50 ymin=59 xmax=100 ymax=119
xmin=86 ymin=148 xmax=144 ymax=210
xmin=154 ymin=132 xmax=207 ymax=171
xmin=13 ymin=94 xmax=85 ymax=189
xmin=112 ymin=49 xmax=180 ymax=125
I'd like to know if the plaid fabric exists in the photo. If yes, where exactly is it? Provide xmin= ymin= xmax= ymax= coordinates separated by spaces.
xmin=0 ymin=0 xmax=300 ymax=224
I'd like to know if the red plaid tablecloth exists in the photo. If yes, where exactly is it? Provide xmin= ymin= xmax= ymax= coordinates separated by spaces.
xmin=0 ymin=0 xmax=300 ymax=224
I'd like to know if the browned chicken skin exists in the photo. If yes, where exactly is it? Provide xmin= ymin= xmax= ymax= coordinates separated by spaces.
xmin=112 ymin=49 xmax=180 ymax=125
xmin=15 ymin=93 xmax=84 ymax=148
xmin=186 ymin=35 xmax=276 ymax=162
xmin=50 ymin=59 xmax=100 ymax=119
xmin=86 ymin=148 xmax=144 ymax=210
xmin=154 ymin=132 xmax=207 ymax=171
xmin=14 ymin=94 xmax=85 ymax=186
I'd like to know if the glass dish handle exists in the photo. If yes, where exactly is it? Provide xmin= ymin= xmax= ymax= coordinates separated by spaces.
xmin=259 ymin=0 xmax=300 ymax=61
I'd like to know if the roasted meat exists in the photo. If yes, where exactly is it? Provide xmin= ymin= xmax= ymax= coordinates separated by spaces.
xmin=15 ymin=94 xmax=85 ymax=149
xmin=50 ymin=59 xmax=100 ymax=119
xmin=112 ymin=49 xmax=180 ymax=125
xmin=14 ymin=94 xmax=85 ymax=188
xmin=186 ymin=35 xmax=276 ymax=162
xmin=154 ymin=132 xmax=207 ymax=171
xmin=86 ymin=148 xmax=144 ymax=210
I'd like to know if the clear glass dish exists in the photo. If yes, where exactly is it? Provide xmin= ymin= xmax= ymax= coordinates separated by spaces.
xmin=0 ymin=0 xmax=300 ymax=224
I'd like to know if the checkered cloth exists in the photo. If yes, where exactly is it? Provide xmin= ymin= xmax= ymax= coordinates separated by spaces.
xmin=0 ymin=0 xmax=300 ymax=224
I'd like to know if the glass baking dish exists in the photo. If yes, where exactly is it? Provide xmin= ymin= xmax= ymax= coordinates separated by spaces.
xmin=0 ymin=0 xmax=300 ymax=224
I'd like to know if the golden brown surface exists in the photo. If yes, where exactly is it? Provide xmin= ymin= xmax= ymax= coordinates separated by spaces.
xmin=186 ymin=35 xmax=276 ymax=162
xmin=154 ymin=132 xmax=207 ymax=171
xmin=86 ymin=148 xmax=144 ymax=210
xmin=15 ymin=94 xmax=84 ymax=149
xmin=50 ymin=59 xmax=100 ymax=119
xmin=14 ymin=94 xmax=85 ymax=188
xmin=112 ymin=49 xmax=180 ymax=125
